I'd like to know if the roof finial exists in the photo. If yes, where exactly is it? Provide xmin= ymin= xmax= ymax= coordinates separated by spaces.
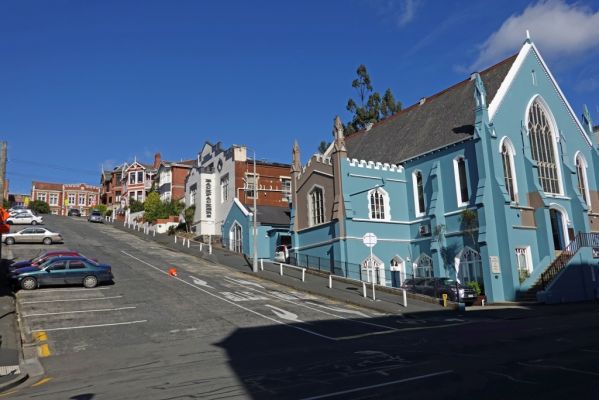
xmin=526 ymin=29 xmax=531 ymax=40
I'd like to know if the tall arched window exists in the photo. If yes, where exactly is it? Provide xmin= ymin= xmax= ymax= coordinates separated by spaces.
xmin=368 ymin=188 xmax=389 ymax=220
xmin=575 ymin=153 xmax=590 ymax=206
xmin=413 ymin=171 xmax=425 ymax=216
xmin=528 ymin=99 xmax=561 ymax=194
xmin=500 ymin=138 xmax=518 ymax=202
xmin=308 ymin=187 xmax=324 ymax=226
xmin=453 ymin=157 xmax=469 ymax=206
xmin=414 ymin=254 xmax=433 ymax=278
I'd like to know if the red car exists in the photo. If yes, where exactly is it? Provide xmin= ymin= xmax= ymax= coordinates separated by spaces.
xmin=9 ymin=250 xmax=81 ymax=272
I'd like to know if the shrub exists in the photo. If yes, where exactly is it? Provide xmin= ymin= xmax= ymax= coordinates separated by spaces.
xmin=29 ymin=200 xmax=50 ymax=214
xmin=467 ymin=281 xmax=483 ymax=296
xmin=129 ymin=199 xmax=144 ymax=213
xmin=105 ymin=209 xmax=113 ymax=217
xmin=167 ymin=225 xmax=176 ymax=236
xmin=94 ymin=204 xmax=108 ymax=216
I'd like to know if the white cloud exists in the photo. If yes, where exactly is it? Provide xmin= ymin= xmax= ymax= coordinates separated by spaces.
xmin=471 ymin=0 xmax=599 ymax=70
xmin=367 ymin=0 xmax=420 ymax=27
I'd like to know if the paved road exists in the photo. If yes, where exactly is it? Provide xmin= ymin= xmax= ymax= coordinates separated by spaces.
xmin=3 ymin=215 xmax=599 ymax=399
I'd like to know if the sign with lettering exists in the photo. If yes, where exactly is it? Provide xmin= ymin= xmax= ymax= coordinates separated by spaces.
xmin=489 ymin=256 xmax=501 ymax=274
xmin=205 ymin=179 xmax=212 ymax=218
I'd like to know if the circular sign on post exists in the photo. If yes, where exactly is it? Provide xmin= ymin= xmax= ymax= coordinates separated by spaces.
xmin=362 ymin=232 xmax=378 ymax=248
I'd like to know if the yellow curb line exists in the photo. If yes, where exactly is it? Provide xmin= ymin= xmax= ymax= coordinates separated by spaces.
xmin=37 ymin=344 xmax=51 ymax=358
xmin=32 ymin=377 xmax=52 ymax=387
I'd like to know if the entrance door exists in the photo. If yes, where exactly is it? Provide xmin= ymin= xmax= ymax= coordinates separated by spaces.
xmin=550 ymin=209 xmax=565 ymax=251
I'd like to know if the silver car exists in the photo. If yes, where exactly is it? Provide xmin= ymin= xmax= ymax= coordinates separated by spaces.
xmin=3 ymin=227 xmax=63 ymax=245
xmin=88 ymin=210 xmax=103 ymax=223
xmin=6 ymin=213 xmax=43 ymax=225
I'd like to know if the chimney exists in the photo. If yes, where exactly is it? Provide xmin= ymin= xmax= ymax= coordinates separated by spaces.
xmin=154 ymin=153 xmax=161 ymax=168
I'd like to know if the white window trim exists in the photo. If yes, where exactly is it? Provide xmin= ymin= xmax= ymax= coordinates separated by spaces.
xmin=245 ymin=173 xmax=259 ymax=199
xmin=574 ymin=151 xmax=591 ymax=208
xmin=453 ymin=156 xmax=469 ymax=208
xmin=549 ymin=203 xmax=571 ymax=248
xmin=499 ymin=136 xmax=519 ymax=203
xmin=515 ymin=246 xmax=533 ymax=273
xmin=413 ymin=253 xmax=433 ymax=278
xmin=307 ymin=185 xmax=325 ymax=227
xmin=390 ymin=255 xmax=406 ymax=286
xmin=525 ymin=95 xmax=564 ymax=195
xmin=361 ymin=254 xmax=386 ymax=286
xmin=412 ymin=170 xmax=425 ymax=217
xmin=367 ymin=187 xmax=391 ymax=221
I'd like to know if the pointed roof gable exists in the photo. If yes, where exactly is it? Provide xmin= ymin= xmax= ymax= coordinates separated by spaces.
xmin=345 ymin=54 xmax=517 ymax=164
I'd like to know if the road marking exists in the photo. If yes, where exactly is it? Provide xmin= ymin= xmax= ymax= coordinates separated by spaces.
xmin=37 ymin=344 xmax=51 ymax=358
xmin=220 ymin=291 xmax=269 ymax=302
xmin=304 ymin=302 xmax=370 ymax=318
xmin=300 ymin=370 xmax=454 ymax=399
xmin=224 ymin=280 xmax=398 ymax=331
xmin=32 ymin=287 xmax=111 ymax=292
xmin=31 ymin=377 xmax=52 ymax=387
xmin=21 ymin=296 xmax=123 ymax=305
xmin=122 ymin=250 xmax=335 ymax=341
xmin=223 ymin=277 xmax=265 ymax=289
xmin=23 ymin=306 xmax=136 ymax=317
xmin=189 ymin=275 xmax=213 ymax=288
xmin=265 ymin=305 xmax=302 ymax=322
xmin=32 ymin=331 xmax=47 ymax=342
xmin=334 ymin=322 xmax=471 ymax=340
xmin=31 ymin=320 xmax=147 ymax=333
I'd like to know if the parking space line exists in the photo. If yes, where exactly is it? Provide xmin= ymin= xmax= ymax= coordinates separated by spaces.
xmin=32 ymin=320 xmax=147 ymax=333
xmin=21 ymin=296 xmax=123 ymax=304
xmin=300 ymin=370 xmax=454 ymax=400
xmin=34 ymin=287 xmax=112 ymax=292
xmin=121 ymin=250 xmax=336 ymax=341
xmin=23 ymin=306 xmax=136 ymax=318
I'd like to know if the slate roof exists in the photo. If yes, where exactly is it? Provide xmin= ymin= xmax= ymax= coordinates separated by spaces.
xmin=248 ymin=205 xmax=291 ymax=227
xmin=345 ymin=54 xmax=517 ymax=164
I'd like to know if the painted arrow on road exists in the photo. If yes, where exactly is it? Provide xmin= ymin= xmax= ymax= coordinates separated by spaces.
xmin=305 ymin=302 xmax=370 ymax=318
xmin=265 ymin=305 xmax=303 ymax=323
xmin=189 ymin=275 xmax=213 ymax=288
xmin=224 ymin=277 xmax=265 ymax=289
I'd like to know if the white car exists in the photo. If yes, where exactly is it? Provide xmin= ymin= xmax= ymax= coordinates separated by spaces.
xmin=9 ymin=208 xmax=34 ymax=217
xmin=3 ymin=227 xmax=62 ymax=245
xmin=6 ymin=213 xmax=44 ymax=225
xmin=274 ymin=245 xmax=291 ymax=263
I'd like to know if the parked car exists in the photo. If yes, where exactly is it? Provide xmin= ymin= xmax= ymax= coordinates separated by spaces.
xmin=9 ymin=208 xmax=34 ymax=217
xmin=88 ymin=210 xmax=103 ymax=223
xmin=9 ymin=250 xmax=82 ymax=271
xmin=274 ymin=245 xmax=291 ymax=263
xmin=8 ymin=205 xmax=26 ymax=213
xmin=6 ymin=213 xmax=43 ymax=225
xmin=2 ymin=227 xmax=63 ymax=245
xmin=402 ymin=277 xmax=478 ymax=305
xmin=67 ymin=208 xmax=81 ymax=217
xmin=10 ymin=256 xmax=113 ymax=290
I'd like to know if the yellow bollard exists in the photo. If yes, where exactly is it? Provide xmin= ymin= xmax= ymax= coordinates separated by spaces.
xmin=442 ymin=293 xmax=448 ymax=308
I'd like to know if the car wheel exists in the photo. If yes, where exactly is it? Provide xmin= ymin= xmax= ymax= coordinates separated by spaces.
xmin=21 ymin=277 xmax=37 ymax=290
xmin=31 ymin=220 xmax=37 ymax=225
xmin=83 ymin=275 xmax=98 ymax=288
xmin=43 ymin=237 xmax=52 ymax=245
xmin=5 ymin=237 xmax=15 ymax=245
xmin=7 ymin=221 xmax=12 ymax=225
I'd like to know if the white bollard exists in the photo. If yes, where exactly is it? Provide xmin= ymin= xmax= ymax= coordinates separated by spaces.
xmin=301 ymin=268 xmax=305 ymax=282
xmin=187 ymin=239 xmax=190 ymax=248
xmin=328 ymin=275 xmax=332 ymax=288
xmin=174 ymin=236 xmax=177 ymax=244
xmin=209 ymin=244 xmax=212 ymax=255
xmin=402 ymin=289 xmax=407 ymax=307
xmin=362 ymin=282 xmax=367 ymax=298
xmin=279 ymin=263 xmax=283 ymax=276
xmin=481 ymin=299 xmax=485 ymax=307
xmin=260 ymin=259 xmax=264 ymax=271
xmin=153 ymin=229 xmax=156 ymax=237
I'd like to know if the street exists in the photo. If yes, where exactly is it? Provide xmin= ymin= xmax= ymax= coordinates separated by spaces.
xmin=3 ymin=215 xmax=599 ymax=399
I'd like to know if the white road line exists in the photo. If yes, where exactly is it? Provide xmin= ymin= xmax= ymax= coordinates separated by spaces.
xmin=23 ymin=306 xmax=136 ymax=317
xmin=223 ymin=279 xmax=399 ymax=332
xmin=300 ymin=370 xmax=454 ymax=400
xmin=20 ymin=296 xmax=123 ymax=305
xmin=121 ymin=250 xmax=335 ymax=341
xmin=31 ymin=320 xmax=147 ymax=333
xmin=31 ymin=287 xmax=112 ymax=293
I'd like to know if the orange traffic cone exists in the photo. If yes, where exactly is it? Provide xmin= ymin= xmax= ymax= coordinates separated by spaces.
xmin=168 ymin=267 xmax=177 ymax=277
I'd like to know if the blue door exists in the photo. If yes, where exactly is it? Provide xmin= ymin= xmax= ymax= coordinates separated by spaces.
xmin=550 ymin=209 xmax=565 ymax=251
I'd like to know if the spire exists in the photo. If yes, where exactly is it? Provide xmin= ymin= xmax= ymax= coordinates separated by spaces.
xmin=333 ymin=116 xmax=346 ymax=152
xmin=292 ymin=140 xmax=301 ymax=173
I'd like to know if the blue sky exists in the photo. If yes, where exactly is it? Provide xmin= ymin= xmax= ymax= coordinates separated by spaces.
xmin=2 ymin=0 xmax=598 ymax=194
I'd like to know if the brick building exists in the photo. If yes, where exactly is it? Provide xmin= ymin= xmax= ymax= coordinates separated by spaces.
xmin=31 ymin=181 xmax=100 ymax=216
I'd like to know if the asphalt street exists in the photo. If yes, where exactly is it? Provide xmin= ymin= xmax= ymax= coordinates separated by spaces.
xmin=2 ymin=215 xmax=599 ymax=399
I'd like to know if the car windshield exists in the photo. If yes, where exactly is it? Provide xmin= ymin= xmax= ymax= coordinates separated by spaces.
xmin=92 ymin=211 xmax=101 ymax=216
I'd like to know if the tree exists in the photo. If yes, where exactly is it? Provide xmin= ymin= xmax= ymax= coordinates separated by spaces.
xmin=143 ymin=192 xmax=162 ymax=223
xmin=184 ymin=205 xmax=195 ymax=232
xmin=93 ymin=203 xmax=108 ymax=216
xmin=29 ymin=200 xmax=50 ymax=214
xmin=344 ymin=65 xmax=402 ymax=135
xmin=317 ymin=141 xmax=330 ymax=154
xmin=129 ymin=199 xmax=144 ymax=213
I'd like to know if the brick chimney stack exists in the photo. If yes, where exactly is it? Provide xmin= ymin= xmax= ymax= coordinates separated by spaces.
xmin=154 ymin=153 xmax=161 ymax=168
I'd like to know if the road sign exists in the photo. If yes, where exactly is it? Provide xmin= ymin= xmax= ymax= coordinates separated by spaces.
xmin=362 ymin=232 xmax=378 ymax=248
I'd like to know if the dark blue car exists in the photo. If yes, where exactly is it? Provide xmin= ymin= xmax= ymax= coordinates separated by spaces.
xmin=11 ymin=256 xmax=114 ymax=290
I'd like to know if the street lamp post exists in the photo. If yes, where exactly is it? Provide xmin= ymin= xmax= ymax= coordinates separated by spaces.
xmin=251 ymin=150 xmax=258 ymax=273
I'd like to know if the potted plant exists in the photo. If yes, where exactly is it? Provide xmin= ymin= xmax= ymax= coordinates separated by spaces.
xmin=467 ymin=281 xmax=486 ymax=306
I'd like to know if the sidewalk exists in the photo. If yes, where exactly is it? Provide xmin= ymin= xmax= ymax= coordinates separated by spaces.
xmin=113 ymin=222 xmax=449 ymax=315
xmin=0 ymin=247 xmax=28 ymax=392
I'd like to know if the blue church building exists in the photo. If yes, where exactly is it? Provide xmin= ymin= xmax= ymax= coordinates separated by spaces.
xmin=289 ymin=38 xmax=599 ymax=303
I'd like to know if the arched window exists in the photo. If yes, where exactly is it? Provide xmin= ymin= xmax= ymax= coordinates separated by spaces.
xmin=575 ymin=153 xmax=590 ymax=207
xmin=528 ymin=99 xmax=561 ymax=194
xmin=361 ymin=255 xmax=385 ymax=286
xmin=308 ymin=187 xmax=325 ymax=226
xmin=457 ymin=247 xmax=482 ymax=284
xmin=414 ymin=254 xmax=433 ymax=278
xmin=453 ymin=157 xmax=469 ymax=206
xmin=368 ymin=188 xmax=389 ymax=220
xmin=500 ymin=138 xmax=518 ymax=202
xmin=413 ymin=171 xmax=425 ymax=216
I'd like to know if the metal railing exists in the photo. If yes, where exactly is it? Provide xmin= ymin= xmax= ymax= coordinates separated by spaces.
xmin=288 ymin=254 xmax=364 ymax=280
xmin=541 ymin=232 xmax=599 ymax=289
